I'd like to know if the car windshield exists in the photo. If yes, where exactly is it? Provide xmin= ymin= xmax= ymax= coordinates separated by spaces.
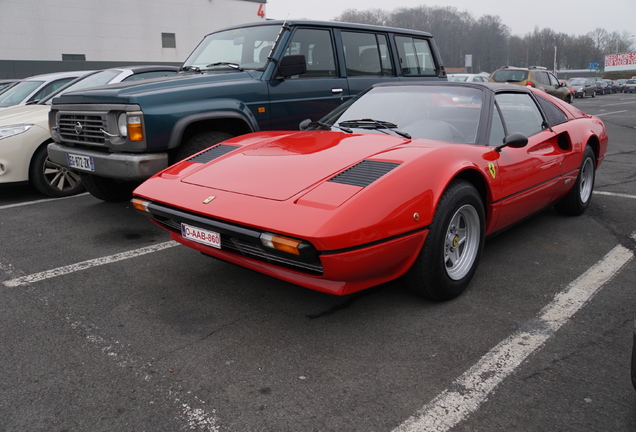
xmin=40 ymin=70 xmax=122 ymax=105
xmin=448 ymin=75 xmax=469 ymax=82
xmin=491 ymin=70 xmax=528 ymax=83
xmin=569 ymin=79 xmax=586 ymax=85
xmin=318 ymin=85 xmax=483 ymax=144
xmin=0 ymin=80 xmax=43 ymax=107
xmin=181 ymin=24 xmax=281 ymax=72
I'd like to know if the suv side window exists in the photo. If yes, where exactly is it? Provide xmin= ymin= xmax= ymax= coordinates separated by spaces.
xmin=495 ymin=93 xmax=544 ymax=137
xmin=341 ymin=31 xmax=394 ymax=77
xmin=394 ymin=36 xmax=436 ymax=76
xmin=547 ymin=72 xmax=560 ymax=87
xmin=285 ymin=28 xmax=336 ymax=78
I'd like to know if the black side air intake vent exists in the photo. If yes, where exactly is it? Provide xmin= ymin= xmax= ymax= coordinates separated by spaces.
xmin=187 ymin=144 xmax=239 ymax=163
xmin=328 ymin=160 xmax=400 ymax=187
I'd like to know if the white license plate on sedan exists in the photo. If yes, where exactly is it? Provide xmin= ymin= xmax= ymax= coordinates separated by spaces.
xmin=181 ymin=223 xmax=221 ymax=249
xmin=66 ymin=153 xmax=95 ymax=172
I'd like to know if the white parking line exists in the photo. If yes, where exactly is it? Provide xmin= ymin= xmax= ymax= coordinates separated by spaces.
xmin=0 ymin=192 xmax=89 ymax=210
xmin=3 ymin=241 xmax=180 ymax=287
xmin=594 ymin=190 xmax=636 ymax=199
xmin=393 ymin=240 xmax=634 ymax=432
xmin=0 ymin=240 xmax=219 ymax=432
xmin=594 ymin=110 xmax=628 ymax=116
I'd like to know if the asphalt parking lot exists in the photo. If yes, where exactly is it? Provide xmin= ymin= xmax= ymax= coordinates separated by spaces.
xmin=1 ymin=93 xmax=635 ymax=432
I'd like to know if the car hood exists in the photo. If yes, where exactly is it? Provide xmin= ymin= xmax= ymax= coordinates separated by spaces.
xmin=52 ymin=70 xmax=264 ymax=105
xmin=0 ymin=104 xmax=50 ymax=127
xmin=175 ymin=131 xmax=415 ymax=201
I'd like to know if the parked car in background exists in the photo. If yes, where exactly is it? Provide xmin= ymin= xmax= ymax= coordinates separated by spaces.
xmin=490 ymin=65 xmax=572 ymax=102
xmin=568 ymin=78 xmax=596 ymax=98
xmin=0 ymin=65 xmax=178 ymax=197
xmin=617 ymin=79 xmax=628 ymax=92
xmin=0 ymin=70 xmax=92 ymax=110
xmin=623 ymin=79 xmax=636 ymax=93
xmin=132 ymin=81 xmax=606 ymax=301
xmin=593 ymin=80 xmax=606 ymax=95
xmin=48 ymin=20 xmax=448 ymax=202
xmin=447 ymin=73 xmax=489 ymax=82
xmin=601 ymin=79 xmax=615 ymax=94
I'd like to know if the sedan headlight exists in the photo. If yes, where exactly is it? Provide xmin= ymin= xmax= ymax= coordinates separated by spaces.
xmin=0 ymin=124 xmax=33 ymax=140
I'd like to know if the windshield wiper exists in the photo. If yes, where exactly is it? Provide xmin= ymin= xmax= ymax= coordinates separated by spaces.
xmin=180 ymin=65 xmax=202 ymax=73
xmin=338 ymin=118 xmax=411 ymax=139
xmin=206 ymin=62 xmax=243 ymax=71
xmin=309 ymin=121 xmax=353 ymax=133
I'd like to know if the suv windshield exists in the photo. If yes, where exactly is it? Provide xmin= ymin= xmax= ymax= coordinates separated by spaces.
xmin=182 ymin=24 xmax=281 ymax=72
xmin=491 ymin=70 xmax=529 ymax=83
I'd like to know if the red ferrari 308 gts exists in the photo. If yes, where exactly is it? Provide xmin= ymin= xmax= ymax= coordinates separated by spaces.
xmin=132 ymin=82 xmax=607 ymax=301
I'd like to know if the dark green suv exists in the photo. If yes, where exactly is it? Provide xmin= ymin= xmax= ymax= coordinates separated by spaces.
xmin=490 ymin=66 xmax=572 ymax=103
xmin=48 ymin=20 xmax=446 ymax=201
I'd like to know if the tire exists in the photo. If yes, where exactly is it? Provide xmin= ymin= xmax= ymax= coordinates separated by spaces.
xmin=404 ymin=179 xmax=485 ymax=301
xmin=29 ymin=145 xmax=84 ymax=197
xmin=554 ymin=146 xmax=595 ymax=216
xmin=81 ymin=173 xmax=139 ymax=202
xmin=592 ymin=91 xmax=595 ymax=98
xmin=175 ymin=131 xmax=234 ymax=162
xmin=566 ymin=94 xmax=573 ymax=103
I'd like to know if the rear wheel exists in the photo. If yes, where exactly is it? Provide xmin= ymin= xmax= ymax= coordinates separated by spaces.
xmin=405 ymin=180 xmax=485 ymax=301
xmin=29 ymin=145 xmax=84 ymax=197
xmin=81 ymin=173 xmax=139 ymax=202
xmin=555 ymin=146 xmax=595 ymax=216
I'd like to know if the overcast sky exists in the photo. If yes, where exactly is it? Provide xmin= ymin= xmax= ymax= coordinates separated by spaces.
xmin=265 ymin=0 xmax=636 ymax=38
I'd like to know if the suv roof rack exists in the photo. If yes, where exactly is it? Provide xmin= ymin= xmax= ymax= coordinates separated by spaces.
xmin=528 ymin=65 xmax=548 ymax=70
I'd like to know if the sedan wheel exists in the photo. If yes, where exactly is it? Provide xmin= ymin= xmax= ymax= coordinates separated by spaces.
xmin=405 ymin=179 xmax=485 ymax=301
xmin=29 ymin=145 xmax=84 ymax=197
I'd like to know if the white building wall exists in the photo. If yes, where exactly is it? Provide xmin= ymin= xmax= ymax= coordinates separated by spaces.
xmin=0 ymin=0 xmax=267 ymax=63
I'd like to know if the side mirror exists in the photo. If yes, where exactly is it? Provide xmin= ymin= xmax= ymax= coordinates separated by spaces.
xmin=496 ymin=132 xmax=528 ymax=152
xmin=277 ymin=55 xmax=307 ymax=79
xmin=299 ymin=118 xmax=312 ymax=130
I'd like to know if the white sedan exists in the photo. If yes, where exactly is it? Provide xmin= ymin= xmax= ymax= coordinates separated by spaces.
xmin=447 ymin=73 xmax=490 ymax=83
xmin=0 ymin=66 xmax=178 ymax=197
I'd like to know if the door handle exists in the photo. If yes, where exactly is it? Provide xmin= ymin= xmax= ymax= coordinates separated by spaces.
xmin=331 ymin=88 xmax=344 ymax=94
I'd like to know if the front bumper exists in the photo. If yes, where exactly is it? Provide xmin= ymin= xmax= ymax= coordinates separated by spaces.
xmin=48 ymin=143 xmax=168 ymax=180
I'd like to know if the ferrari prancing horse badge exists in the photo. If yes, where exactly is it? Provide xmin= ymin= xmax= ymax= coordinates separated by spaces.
xmin=487 ymin=162 xmax=496 ymax=179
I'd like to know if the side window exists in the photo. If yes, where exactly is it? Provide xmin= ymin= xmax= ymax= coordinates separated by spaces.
xmin=285 ymin=28 xmax=336 ymax=78
xmin=495 ymin=93 xmax=544 ymax=137
xmin=341 ymin=31 xmax=394 ymax=77
xmin=548 ymin=73 xmax=560 ymax=86
xmin=30 ymin=78 xmax=74 ymax=102
xmin=489 ymin=104 xmax=506 ymax=146
xmin=395 ymin=36 xmax=436 ymax=76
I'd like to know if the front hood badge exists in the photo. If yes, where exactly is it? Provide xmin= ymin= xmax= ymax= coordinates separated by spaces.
xmin=202 ymin=196 xmax=216 ymax=204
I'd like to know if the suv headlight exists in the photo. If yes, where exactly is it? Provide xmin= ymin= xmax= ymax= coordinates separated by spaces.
xmin=117 ymin=113 xmax=143 ymax=141
xmin=0 ymin=124 xmax=33 ymax=140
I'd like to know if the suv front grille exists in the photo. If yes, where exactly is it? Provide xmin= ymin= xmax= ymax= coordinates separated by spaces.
xmin=58 ymin=114 xmax=106 ymax=144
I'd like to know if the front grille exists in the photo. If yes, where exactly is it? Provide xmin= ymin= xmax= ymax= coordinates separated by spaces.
xmin=58 ymin=113 xmax=106 ymax=144
xmin=153 ymin=213 xmax=323 ymax=275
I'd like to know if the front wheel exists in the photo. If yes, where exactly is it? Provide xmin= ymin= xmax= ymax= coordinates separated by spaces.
xmin=29 ymin=145 xmax=84 ymax=197
xmin=81 ymin=173 xmax=139 ymax=202
xmin=555 ymin=146 xmax=595 ymax=216
xmin=404 ymin=180 xmax=485 ymax=301
xmin=566 ymin=94 xmax=573 ymax=103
